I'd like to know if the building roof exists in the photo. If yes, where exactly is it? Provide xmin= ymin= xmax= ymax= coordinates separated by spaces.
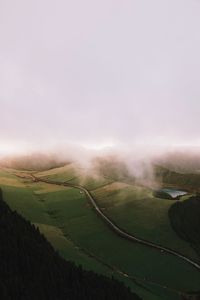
xmin=158 ymin=188 xmax=187 ymax=199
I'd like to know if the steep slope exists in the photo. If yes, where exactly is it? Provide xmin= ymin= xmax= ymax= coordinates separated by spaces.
xmin=169 ymin=195 xmax=200 ymax=258
xmin=0 ymin=189 xmax=141 ymax=300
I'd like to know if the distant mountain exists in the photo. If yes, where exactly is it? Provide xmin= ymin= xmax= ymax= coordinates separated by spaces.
xmin=0 ymin=153 xmax=68 ymax=171
xmin=154 ymin=165 xmax=200 ymax=191
xmin=155 ymin=151 xmax=200 ymax=174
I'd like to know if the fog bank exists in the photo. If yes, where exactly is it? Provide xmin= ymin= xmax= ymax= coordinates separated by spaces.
xmin=1 ymin=0 xmax=200 ymax=150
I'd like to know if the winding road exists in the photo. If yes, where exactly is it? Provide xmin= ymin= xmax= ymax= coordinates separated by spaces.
xmin=28 ymin=173 xmax=200 ymax=272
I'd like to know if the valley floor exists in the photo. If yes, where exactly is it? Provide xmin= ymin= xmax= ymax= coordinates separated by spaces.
xmin=0 ymin=165 xmax=200 ymax=300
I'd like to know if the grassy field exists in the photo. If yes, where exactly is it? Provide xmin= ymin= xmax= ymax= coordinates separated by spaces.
xmin=36 ymin=163 xmax=79 ymax=182
xmin=0 ymin=166 xmax=200 ymax=300
xmin=91 ymin=183 xmax=199 ymax=260
xmin=36 ymin=163 xmax=114 ymax=190
xmin=0 ymin=171 xmax=156 ymax=300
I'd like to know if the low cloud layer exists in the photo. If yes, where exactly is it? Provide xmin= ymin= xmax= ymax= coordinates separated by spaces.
xmin=1 ymin=0 xmax=200 ymax=152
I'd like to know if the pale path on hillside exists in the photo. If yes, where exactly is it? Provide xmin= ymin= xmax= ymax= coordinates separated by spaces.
xmin=12 ymin=171 xmax=200 ymax=297
xmin=28 ymin=173 xmax=200 ymax=272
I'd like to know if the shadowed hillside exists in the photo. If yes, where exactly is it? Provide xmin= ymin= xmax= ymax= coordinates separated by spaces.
xmin=169 ymin=195 xmax=200 ymax=258
xmin=0 ymin=189 xmax=141 ymax=300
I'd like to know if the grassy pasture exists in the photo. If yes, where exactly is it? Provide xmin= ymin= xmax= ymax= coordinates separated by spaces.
xmin=46 ymin=190 xmax=200 ymax=283
xmin=92 ymin=183 xmax=199 ymax=260
xmin=1 ymin=167 xmax=200 ymax=300
xmin=37 ymin=163 xmax=79 ymax=182
xmin=0 ymin=179 xmax=124 ymax=285
xmin=34 ymin=182 xmax=67 ymax=194
xmin=36 ymin=183 xmax=200 ymax=299
xmin=0 ymin=171 xmax=157 ymax=299
xmin=36 ymin=166 xmax=200 ymax=291
xmin=37 ymin=163 xmax=113 ymax=190
xmin=35 ymin=223 xmax=115 ymax=275
xmin=0 ymin=168 xmax=28 ymax=187
xmin=67 ymin=175 xmax=113 ymax=190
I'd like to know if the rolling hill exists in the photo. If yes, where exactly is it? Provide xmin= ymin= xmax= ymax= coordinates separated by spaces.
xmin=0 ymin=163 xmax=200 ymax=300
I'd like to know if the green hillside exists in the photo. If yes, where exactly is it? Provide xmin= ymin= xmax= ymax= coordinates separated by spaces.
xmin=0 ymin=165 xmax=200 ymax=300
xmin=0 ymin=189 xmax=140 ymax=300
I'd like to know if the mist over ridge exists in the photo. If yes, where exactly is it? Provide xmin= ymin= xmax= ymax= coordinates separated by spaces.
xmin=1 ymin=143 xmax=200 ymax=192
xmin=1 ymin=0 xmax=200 ymax=184
xmin=1 ymin=2 xmax=200 ymax=299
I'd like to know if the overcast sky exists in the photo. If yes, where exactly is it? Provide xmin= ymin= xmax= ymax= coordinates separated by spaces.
xmin=1 ymin=0 xmax=200 ymax=153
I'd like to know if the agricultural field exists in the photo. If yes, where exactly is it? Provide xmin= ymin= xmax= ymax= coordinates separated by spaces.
xmin=91 ymin=183 xmax=199 ymax=260
xmin=36 ymin=162 xmax=114 ymax=190
xmin=0 ymin=165 xmax=200 ymax=300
